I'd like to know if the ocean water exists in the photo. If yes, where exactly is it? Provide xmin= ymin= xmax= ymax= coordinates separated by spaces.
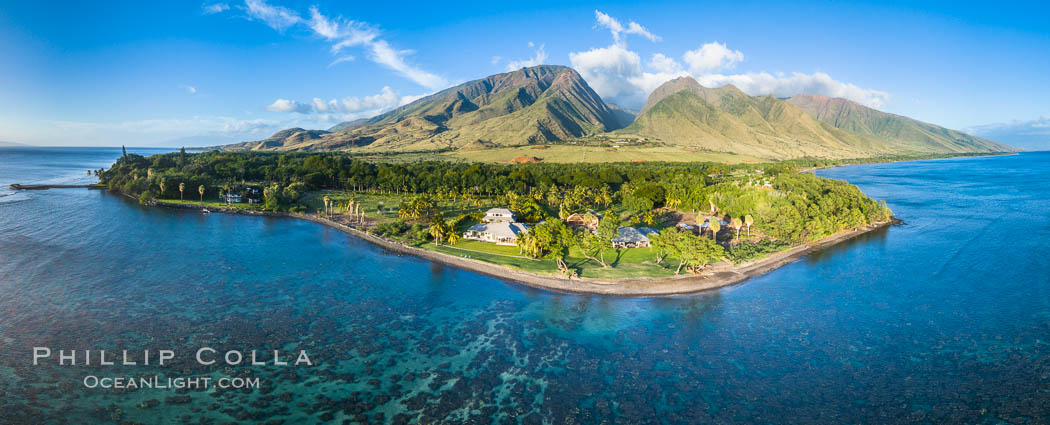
xmin=1 ymin=148 xmax=1049 ymax=424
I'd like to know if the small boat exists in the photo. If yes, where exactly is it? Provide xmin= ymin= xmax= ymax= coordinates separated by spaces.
xmin=202 ymin=209 xmax=211 ymax=214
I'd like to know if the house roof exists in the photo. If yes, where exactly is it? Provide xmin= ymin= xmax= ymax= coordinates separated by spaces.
xmin=467 ymin=222 xmax=528 ymax=239
xmin=613 ymin=226 xmax=658 ymax=243
xmin=485 ymin=208 xmax=514 ymax=216
xmin=566 ymin=212 xmax=600 ymax=221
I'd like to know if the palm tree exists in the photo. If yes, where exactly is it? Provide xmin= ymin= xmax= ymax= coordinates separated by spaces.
xmin=158 ymin=180 xmax=166 ymax=198
xmin=596 ymin=186 xmax=611 ymax=207
xmin=198 ymin=185 xmax=205 ymax=204
xmin=323 ymin=195 xmax=331 ymax=218
xmin=708 ymin=217 xmax=721 ymax=242
xmin=730 ymin=217 xmax=743 ymax=239
xmin=745 ymin=214 xmax=754 ymax=237
xmin=179 ymin=182 xmax=185 ymax=201
xmin=429 ymin=221 xmax=447 ymax=246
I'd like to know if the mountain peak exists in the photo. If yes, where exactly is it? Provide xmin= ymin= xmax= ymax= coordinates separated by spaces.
xmin=624 ymin=77 xmax=1016 ymax=159
xmin=240 ymin=65 xmax=620 ymax=152
xmin=639 ymin=78 xmax=749 ymax=116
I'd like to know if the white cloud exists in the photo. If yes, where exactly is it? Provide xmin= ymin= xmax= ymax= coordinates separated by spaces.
xmin=180 ymin=85 xmax=198 ymax=95
xmin=594 ymin=10 xmax=660 ymax=45
xmin=202 ymin=3 xmax=229 ymax=14
xmin=367 ymin=40 xmax=447 ymax=89
xmin=648 ymin=53 xmax=681 ymax=74
xmin=266 ymin=99 xmax=312 ymax=113
xmin=267 ymin=87 xmax=426 ymax=122
xmin=243 ymin=0 xmax=300 ymax=31
xmin=227 ymin=0 xmax=446 ymax=89
xmin=505 ymin=43 xmax=548 ymax=71
xmin=570 ymin=44 xmax=644 ymax=102
xmin=568 ymin=12 xmax=888 ymax=109
xmin=682 ymin=42 xmax=744 ymax=73
xmin=306 ymin=6 xmax=339 ymax=39
xmin=969 ymin=117 xmax=1050 ymax=134
xmin=968 ymin=116 xmax=1050 ymax=149
xmin=327 ymin=56 xmax=355 ymax=68
xmin=29 ymin=116 xmax=286 ymax=146
xmin=696 ymin=72 xmax=890 ymax=107
xmin=398 ymin=93 xmax=428 ymax=105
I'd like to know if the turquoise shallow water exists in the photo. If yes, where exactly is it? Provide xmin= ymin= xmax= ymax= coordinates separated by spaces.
xmin=1 ymin=148 xmax=1049 ymax=424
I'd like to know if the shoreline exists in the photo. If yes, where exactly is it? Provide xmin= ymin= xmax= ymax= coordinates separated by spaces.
xmin=148 ymin=200 xmax=894 ymax=297
xmin=8 ymin=183 xmax=106 ymax=190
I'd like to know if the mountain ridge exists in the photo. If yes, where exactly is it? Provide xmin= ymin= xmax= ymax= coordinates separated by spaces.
xmin=620 ymin=77 xmax=1014 ymax=159
xmin=231 ymin=65 xmax=624 ymax=152
xmin=786 ymin=94 xmax=1013 ymax=153
xmin=228 ymin=65 xmax=1015 ymax=160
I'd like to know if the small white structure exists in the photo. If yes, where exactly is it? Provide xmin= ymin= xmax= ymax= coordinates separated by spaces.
xmin=612 ymin=226 xmax=659 ymax=249
xmin=221 ymin=193 xmax=242 ymax=203
xmin=463 ymin=222 xmax=529 ymax=245
xmin=700 ymin=218 xmax=729 ymax=229
xmin=483 ymin=208 xmax=516 ymax=223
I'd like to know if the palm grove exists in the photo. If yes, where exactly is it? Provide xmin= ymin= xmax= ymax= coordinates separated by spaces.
xmin=100 ymin=150 xmax=892 ymax=277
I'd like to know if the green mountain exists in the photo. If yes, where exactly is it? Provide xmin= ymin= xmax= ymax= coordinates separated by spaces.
xmin=230 ymin=68 xmax=1013 ymax=160
xmin=624 ymin=77 xmax=880 ymax=159
xmin=622 ymin=77 xmax=1013 ymax=159
xmin=605 ymin=103 xmax=637 ymax=129
xmin=237 ymin=65 xmax=623 ymax=152
xmin=786 ymin=94 xmax=1014 ymax=153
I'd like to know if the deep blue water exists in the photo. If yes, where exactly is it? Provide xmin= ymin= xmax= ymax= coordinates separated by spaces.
xmin=1 ymin=148 xmax=1049 ymax=424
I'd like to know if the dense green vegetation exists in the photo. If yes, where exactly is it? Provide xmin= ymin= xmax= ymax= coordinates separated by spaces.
xmin=100 ymin=149 xmax=896 ymax=278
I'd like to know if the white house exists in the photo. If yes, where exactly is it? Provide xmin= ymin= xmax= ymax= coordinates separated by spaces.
xmin=483 ymin=208 xmax=516 ymax=223
xmin=463 ymin=222 xmax=529 ymax=245
xmin=612 ymin=226 xmax=659 ymax=249
xmin=220 ymin=192 xmax=242 ymax=203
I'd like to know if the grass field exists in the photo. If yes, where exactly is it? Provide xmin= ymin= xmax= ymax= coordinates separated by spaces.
xmin=158 ymin=198 xmax=260 ymax=210
xmin=417 ymin=238 xmax=677 ymax=280
xmin=442 ymin=145 xmax=766 ymax=164
xmin=299 ymin=191 xmax=487 ymax=221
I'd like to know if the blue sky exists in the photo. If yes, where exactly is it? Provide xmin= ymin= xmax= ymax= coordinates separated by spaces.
xmin=1 ymin=0 xmax=1048 ymax=148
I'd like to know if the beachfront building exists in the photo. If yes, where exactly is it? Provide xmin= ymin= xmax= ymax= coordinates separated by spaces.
xmin=612 ymin=226 xmax=659 ymax=249
xmin=565 ymin=212 xmax=600 ymax=231
xmin=220 ymin=192 xmax=242 ymax=203
xmin=483 ymin=208 xmax=516 ymax=223
xmin=463 ymin=222 xmax=529 ymax=245
xmin=244 ymin=187 xmax=263 ymax=204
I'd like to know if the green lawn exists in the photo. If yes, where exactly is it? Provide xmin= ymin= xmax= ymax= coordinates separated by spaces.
xmin=444 ymin=145 xmax=765 ymax=164
xmin=417 ymin=238 xmax=677 ymax=280
xmin=301 ymin=190 xmax=490 ymax=224
xmin=158 ymin=198 xmax=260 ymax=210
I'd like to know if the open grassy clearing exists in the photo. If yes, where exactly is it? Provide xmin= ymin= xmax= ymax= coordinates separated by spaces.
xmin=157 ymin=198 xmax=258 ymax=210
xmin=443 ymin=145 xmax=765 ymax=164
